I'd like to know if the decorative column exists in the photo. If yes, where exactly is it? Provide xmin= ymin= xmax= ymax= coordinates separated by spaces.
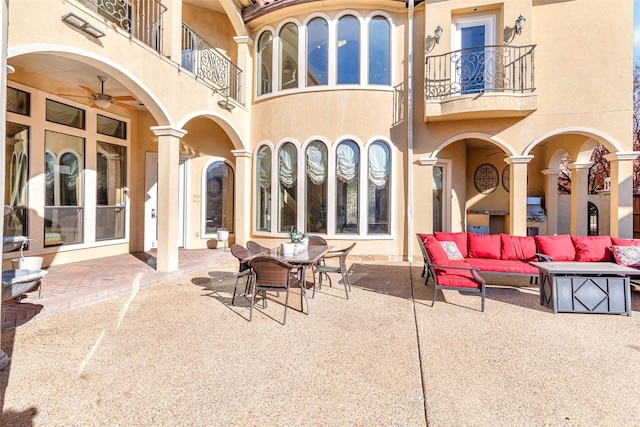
xmin=417 ymin=158 xmax=437 ymax=234
xmin=164 ymin=0 xmax=182 ymax=63
xmin=234 ymin=35 xmax=253 ymax=107
xmin=232 ymin=149 xmax=252 ymax=245
xmin=541 ymin=168 xmax=561 ymax=235
xmin=151 ymin=126 xmax=187 ymax=272
xmin=506 ymin=156 xmax=533 ymax=236
xmin=568 ymin=162 xmax=592 ymax=236
xmin=605 ymin=152 xmax=639 ymax=238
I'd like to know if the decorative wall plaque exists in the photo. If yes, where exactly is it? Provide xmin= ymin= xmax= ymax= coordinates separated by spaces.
xmin=473 ymin=163 xmax=499 ymax=194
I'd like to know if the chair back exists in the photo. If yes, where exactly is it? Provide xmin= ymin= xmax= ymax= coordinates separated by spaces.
xmin=249 ymin=256 xmax=297 ymax=289
xmin=337 ymin=243 xmax=356 ymax=268
xmin=247 ymin=240 xmax=269 ymax=254
xmin=307 ymin=235 xmax=328 ymax=246
xmin=230 ymin=244 xmax=253 ymax=272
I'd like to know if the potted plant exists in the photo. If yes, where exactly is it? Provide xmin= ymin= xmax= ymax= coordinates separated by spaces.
xmin=11 ymin=238 xmax=44 ymax=271
xmin=288 ymin=228 xmax=308 ymax=253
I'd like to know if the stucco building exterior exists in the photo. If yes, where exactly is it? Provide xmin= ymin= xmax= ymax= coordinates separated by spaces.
xmin=1 ymin=0 xmax=636 ymax=272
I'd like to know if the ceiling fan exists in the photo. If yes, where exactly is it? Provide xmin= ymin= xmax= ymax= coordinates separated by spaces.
xmin=60 ymin=75 xmax=137 ymax=110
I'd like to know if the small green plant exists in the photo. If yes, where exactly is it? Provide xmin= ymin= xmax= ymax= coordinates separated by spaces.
xmin=288 ymin=228 xmax=308 ymax=243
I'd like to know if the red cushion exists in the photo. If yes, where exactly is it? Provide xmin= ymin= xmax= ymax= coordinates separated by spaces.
xmin=500 ymin=234 xmax=537 ymax=261
xmin=434 ymin=232 xmax=468 ymax=257
xmin=434 ymin=263 xmax=481 ymax=289
xmin=424 ymin=235 xmax=449 ymax=266
xmin=534 ymin=234 xmax=576 ymax=261
xmin=466 ymin=258 xmax=539 ymax=275
xmin=467 ymin=233 xmax=501 ymax=259
xmin=611 ymin=237 xmax=640 ymax=246
xmin=571 ymin=235 xmax=614 ymax=262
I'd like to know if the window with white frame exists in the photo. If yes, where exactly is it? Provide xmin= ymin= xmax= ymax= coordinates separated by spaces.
xmin=278 ymin=143 xmax=297 ymax=233
xmin=367 ymin=141 xmax=390 ymax=234
xmin=368 ymin=16 xmax=390 ymax=85
xmin=337 ymin=15 xmax=360 ymax=84
xmin=307 ymin=17 xmax=328 ymax=86
xmin=204 ymin=161 xmax=234 ymax=235
xmin=257 ymin=31 xmax=274 ymax=96
xmin=305 ymin=141 xmax=328 ymax=233
xmin=336 ymin=140 xmax=359 ymax=234
xmin=280 ymin=23 xmax=299 ymax=90
xmin=256 ymin=145 xmax=272 ymax=232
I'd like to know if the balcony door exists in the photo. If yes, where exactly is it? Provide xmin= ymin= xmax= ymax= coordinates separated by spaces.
xmin=453 ymin=16 xmax=496 ymax=94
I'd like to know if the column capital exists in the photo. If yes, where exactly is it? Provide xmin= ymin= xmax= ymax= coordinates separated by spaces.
xmin=418 ymin=157 xmax=438 ymax=166
xmin=604 ymin=152 xmax=640 ymax=162
xmin=234 ymin=35 xmax=253 ymax=46
xmin=150 ymin=126 xmax=187 ymax=139
xmin=541 ymin=168 xmax=561 ymax=175
xmin=232 ymin=149 xmax=252 ymax=158
xmin=504 ymin=155 xmax=533 ymax=165
xmin=568 ymin=162 xmax=592 ymax=171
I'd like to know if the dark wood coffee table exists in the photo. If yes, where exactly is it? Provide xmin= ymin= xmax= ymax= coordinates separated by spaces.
xmin=529 ymin=262 xmax=637 ymax=316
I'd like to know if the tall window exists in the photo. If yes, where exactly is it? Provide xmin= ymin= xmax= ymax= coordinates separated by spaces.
xmin=433 ymin=166 xmax=443 ymax=232
xmin=305 ymin=141 xmax=328 ymax=233
xmin=257 ymin=31 xmax=273 ymax=96
xmin=205 ymin=161 xmax=234 ymax=234
xmin=307 ymin=18 xmax=328 ymax=86
xmin=336 ymin=140 xmax=359 ymax=234
xmin=278 ymin=143 xmax=297 ymax=232
xmin=44 ymin=131 xmax=84 ymax=246
xmin=256 ymin=146 xmax=272 ymax=231
xmin=368 ymin=16 xmax=390 ymax=85
xmin=337 ymin=15 xmax=360 ymax=84
xmin=588 ymin=202 xmax=599 ymax=236
xmin=96 ymin=142 xmax=126 ymax=240
xmin=280 ymin=23 xmax=298 ymax=90
xmin=367 ymin=141 xmax=390 ymax=234
xmin=5 ymin=122 xmax=29 ymax=244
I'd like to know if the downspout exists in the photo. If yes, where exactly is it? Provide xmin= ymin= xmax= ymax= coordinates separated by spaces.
xmin=407 ymin=0 xmax=414 ymax=261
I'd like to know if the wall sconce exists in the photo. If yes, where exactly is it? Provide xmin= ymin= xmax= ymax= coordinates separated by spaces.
xmin=515 ymin=15 xmax=526 ymax=35
xmin=62 ymin=12 xmax=106 ymax=38
xmin=434 ymin=25 xmax=443 ymax=44
xmin=217 ymin=99 xmax=236 ymax=111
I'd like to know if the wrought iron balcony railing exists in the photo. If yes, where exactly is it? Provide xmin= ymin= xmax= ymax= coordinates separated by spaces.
xmin=181 ymin=23 xmax=243 ymax=104
xmin=80 ymin=0 xmax=167 ymax=52
xmin=425 ymin=45 xmax=536 ymax=100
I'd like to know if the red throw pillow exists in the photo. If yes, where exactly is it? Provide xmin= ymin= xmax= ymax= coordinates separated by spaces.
xmin=467 ymin=233 xmax=501 ymax=259
xmin=571 ymin=235 xmax=613 ymax=262
xmin=434 ymin=232 xmax=468 ymax=257
xmin=424 ymin=235 xmax=450 ymax=266
xmin=500 ymin=234 xmax=537 ymax=261
xmin=534 ymin=235 xmax=576 ymax=261
xmin=611 ymin=237 xmax=640 ymax=246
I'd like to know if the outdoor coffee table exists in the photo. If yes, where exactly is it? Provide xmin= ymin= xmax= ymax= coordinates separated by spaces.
xmin=530 ymin=261 xmax=636 ymax=316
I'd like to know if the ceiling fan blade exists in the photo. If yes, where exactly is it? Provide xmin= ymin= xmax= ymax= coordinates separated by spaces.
xmin=80 ymin=85 xmax=97 ymax=95
xmin=89 ymin=103 xmax=101 ymax=109
xmin=112 ymin=95 xmax=136 ymax=101
xmin=113 ymin=101 xmax=138 ymax=111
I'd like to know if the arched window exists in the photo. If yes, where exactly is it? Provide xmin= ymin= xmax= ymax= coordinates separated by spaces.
xmin=367 ymin=141 xmax=390 ymax=234
xmin=337 ymin=15 xmax=360 ymax=84
xmin=588 ymin=201 xmax=599 ymax=236
xmin=279 ymin=23 xmax=298 ymax=90
xmin=336 ymin=140 xmax=359 ymax=234
xmin=307 ymin=18 xmax=328 ymax=86
xmin=257 ymin=31 xmax=273 ymax=96
xmin=368 ymin=16 xmax=390 ymax=85
xmin=256 ymin=145 xmax=272 ymax=232
xmin=278 ymin=143 xmax=297 ymax=232
xmin=204 ymin=161 xmax=234 ymax=234
xmin=305 ymin=141 xmax=328 ymax=233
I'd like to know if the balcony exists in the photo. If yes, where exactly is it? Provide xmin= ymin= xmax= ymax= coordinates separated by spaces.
xmin=425 ymin=45 xmax=537 ymax=122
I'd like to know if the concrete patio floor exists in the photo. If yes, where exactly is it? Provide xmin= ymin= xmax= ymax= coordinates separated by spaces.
xmin=1 ymin=251 xmax=640 ymax=426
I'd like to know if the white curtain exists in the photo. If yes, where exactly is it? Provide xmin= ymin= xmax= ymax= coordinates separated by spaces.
xmin=258 ymin=147 xmax=272 ymax=189
xmin=337 ymin=142 xmax=358 ymax=182
xmin=279 ymin=144 xmax=297 ymax=188
xmin=97 ymin=118 xmax=122 ymax=136
xmin=306 ymin=142 xmax=327 ymax=185
xmin=368 ymin=143 xmax=388 ymax=189
xmin=47 ymin=101 xmax=82 ymax=126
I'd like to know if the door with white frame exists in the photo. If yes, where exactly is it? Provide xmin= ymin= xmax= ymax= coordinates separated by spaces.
xmin=452 ymin=15 xmax=496 ymax=94
xmin=433 ymin=160 xmax=451 ymax=232
xmin=144 ymin=153 xmax=189 ymax=250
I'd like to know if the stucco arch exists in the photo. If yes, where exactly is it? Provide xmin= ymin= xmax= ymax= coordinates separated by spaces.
xmin=178 ymin=111 xmax=246 ymax=151
xmin=523 ymin=127 xmax=623 ymax=157
xmin=430 ymin=132 xmax=518 ymax=159
xmin=8 ymin=44 xmax=173 ymax=127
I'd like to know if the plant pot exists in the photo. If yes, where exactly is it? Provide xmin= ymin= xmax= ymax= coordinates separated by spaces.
xmin=11 ymin=256 xmax=44 ymax=271
xmin=281 ymin=242 xmax=295 ymax=256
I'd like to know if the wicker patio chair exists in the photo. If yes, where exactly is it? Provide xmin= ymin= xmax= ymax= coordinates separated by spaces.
xmin=230 ymin=244 xmax=254 ymax=305
xmin=248 ymin=256 xmax=303 ymax=324
xmin=307 ymin=235 xmax=327 ymax=246
xmin=314 ymin=243 xmax=356 ymax=299
xmin=246 ymin=240 xmax=269 ymax=254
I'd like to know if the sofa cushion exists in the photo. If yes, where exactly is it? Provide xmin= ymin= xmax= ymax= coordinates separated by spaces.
xmin=571 ymin=235 xmax=614 ymax=262
xmin=611 ymin=245 xmax=640 ymax=267
xmin=434 ymin=232 xmax=468 ymax=257
xmin=534 ymin=234 xmax=576 ymax=261
xmin=433 ymin=264 xmax=481 ymax=289
xmin=500 ymin=234 xmax=537 ymax=261
xmin=466 ymin=258 xmax=539 ymax=275
xmin=440 ymin=241 xmax=465 ymax=261
xmin=467 ymin=233 xmax=501 ymax=259
xmin=424 ymin=235 xmax=450 ymax=266
xmin=611 ymin=237 xmax=640 ymax=246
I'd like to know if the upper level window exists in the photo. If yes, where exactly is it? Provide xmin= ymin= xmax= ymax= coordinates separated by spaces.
xmin=280 ymin=23 xmax=299 ymax=90
xmin=256 ymin=145 xmax=272 ymax=232
xmin=278 ymin=143 xmax=297 ymax=232
xmin=97 ymin=114 xmax=127 ymax=139
xmin=336 ymin=140 xmax=359 ymax=234
xmin=307 ymin=18 xmax=328 ymax=86
xmin=337 ymin=15 xmax=360 ymax=84
xmin=368 ymin=16 xmax=390 ymax=85
xmin=46 ymin=99 xmax=85 ymax=130
xmin=7 ymin=87 xmax=30 ymax=116
xmin=257 ymin=31 xmax=273 ymax=96
xmin=305 ymin=141 xmax=328 ymax=233
xmin=367 ymin=141 xmax=390 ymax=234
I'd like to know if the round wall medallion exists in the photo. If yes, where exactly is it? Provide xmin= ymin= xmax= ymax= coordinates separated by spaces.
xmin=502 ymin=165 xmax=510 ymax=192
xmin=474 ymin=163 xmax=499 ymax=194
